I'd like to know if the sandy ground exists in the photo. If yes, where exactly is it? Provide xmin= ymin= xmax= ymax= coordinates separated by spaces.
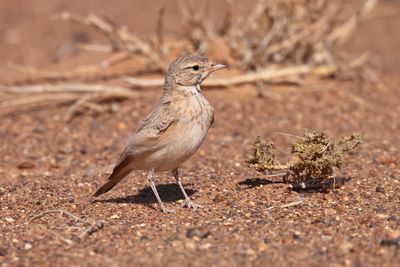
xmin=0 ymin=1 xmax=399 ymax=266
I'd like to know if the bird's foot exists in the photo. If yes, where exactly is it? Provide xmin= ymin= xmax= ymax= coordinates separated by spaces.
xmin=183 ymin=200 xmax=203 ymax=211
xmin=160 ymin=204 xmax=175 ymax=213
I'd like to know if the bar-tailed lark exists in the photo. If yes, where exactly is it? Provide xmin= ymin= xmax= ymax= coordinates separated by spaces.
xmin=93 ymin=55 xmax=226 ymax=212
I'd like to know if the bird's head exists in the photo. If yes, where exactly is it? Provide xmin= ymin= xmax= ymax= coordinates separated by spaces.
xmin=165 ymin=55 xmax=226 ymax=88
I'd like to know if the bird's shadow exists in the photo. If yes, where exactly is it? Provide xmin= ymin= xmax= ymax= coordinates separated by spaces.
xmin=238 ymin=177 xmax=284 ymax=189
xmin=94 ymin=183 xmax=196 ymax=205
xmin=238 ymin=176 xmax=351 ymax=192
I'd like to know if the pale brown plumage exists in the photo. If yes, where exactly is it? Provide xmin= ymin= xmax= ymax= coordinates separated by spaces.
xmin=93 ymin=55 xmax=226 ymax=212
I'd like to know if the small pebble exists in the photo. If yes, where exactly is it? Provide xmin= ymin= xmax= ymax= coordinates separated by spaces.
xmin=0 ymin=247 xmax=7 ymax=256
xmin=199 ymin=243 xmax=212 ymax=250
xmin=186 ymin=227 xmax=211 ymax=239
xmin=17 ymin=162 xmax=35 ymax=169
xmin=24 ymin=243 xmax=32 ymax=250
xmin=185 ymin=241 xmax=196 ymax=250
xmin=213 ymin=195 xmax=225 ymax=203
xmin=375 ymin=186 xmax=385 ymax=193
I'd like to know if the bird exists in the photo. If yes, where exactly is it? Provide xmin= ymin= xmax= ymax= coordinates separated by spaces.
xmin=93 ymin=55 xmax=226 ymax=213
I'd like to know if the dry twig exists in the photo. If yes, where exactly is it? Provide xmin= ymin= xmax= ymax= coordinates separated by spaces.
xmin=122 ymin=53 xmax=368 ymax=88
xmin=266 ymin=197 xmax=305 ymax=210
xmin=52 ymin=12 xmax=167 ymax=70
xmin=0 ymin=83 xmax=138 ymax=119
xmin=29 ymin=209 xmax=105 ymax=239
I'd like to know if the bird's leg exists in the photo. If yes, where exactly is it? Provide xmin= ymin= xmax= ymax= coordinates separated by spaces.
xmin=147 ymin=169 xmax=175 ymax=213
xmin=172 ymin=168 xmax=203 ymax=211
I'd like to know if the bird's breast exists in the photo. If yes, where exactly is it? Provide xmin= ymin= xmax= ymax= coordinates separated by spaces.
xmin=177 ymin=94 xmax=213 ymax=150
xmin=184 ymin=93 xmax=214 ymax=130
xmin=152 ymin=94 xmax=214 ymax=171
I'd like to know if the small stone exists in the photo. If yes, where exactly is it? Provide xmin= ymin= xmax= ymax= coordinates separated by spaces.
xmin=213 ymin=195 xmax=225 ymax=203
xmin=0 ymin=247 xmax=7 ymax=256
xmin=340 ymin=241 xmax=354 ymax=253
xmin=64 ymin=239 xmax=74 ymax=245
xmin=117 ymin=122 xmax=127 ymax=131
xmin=199 ymin=243 xmax=212 ymax=250
xmin=377 ymin=214 xmax=388 ymax=219
xmin=321 ymin=235 xmax=332 ymax=241
xmin=186 ymin=227 xmax=211 ymax=239
xmin=245 ymin=248 xmax=256 ymax=255
xmin=60 ymin=146 xmax=73 ymax=154
xmin=111 ymin=103 xmax=121 ymax=113
xmin=171 ymin=240 xmax=181 ymax=247
xmin=185 ymin=241 xmax=196 ymax=250
xmin=24 ymin=243 xmax=32 ymax=250
xmin=263 ymin=237 xmax=271 ymax=244
xmin=380 ymin=237 xmax=400 ymax=247
xmin=17 ymin=162 xmax=35 ymax=169
xmin=5 ymin=217 xmax=14 ymax=223
xmin=375 ymin=186 xmax=385 ymax=193
xmin=292 ymin=234 xmax=302 ymax=241
xmin=110 ymin=214 xmax=120 ymax=219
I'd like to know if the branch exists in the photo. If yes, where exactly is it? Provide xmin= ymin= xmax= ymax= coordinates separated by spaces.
xmin=0 ymin=83 xmax=138 ymax=117
xmin=52 ymin=12 xmax=167 ymax=70
xmin=51 ymin=12 xmax=123 ymax=51
xmin=122 ymin=60 xmax=367 ymax=88
xmin=29 ymin=209 xmax=105 ymax=239
xmin=327 ymin=0 xmax=378 ymax=45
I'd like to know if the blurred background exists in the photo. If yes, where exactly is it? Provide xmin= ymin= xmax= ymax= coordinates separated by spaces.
xmin=0 ymin=0 xmax=251 ymax=82
xmin=0 ymin=0 xmax=399 ymax=82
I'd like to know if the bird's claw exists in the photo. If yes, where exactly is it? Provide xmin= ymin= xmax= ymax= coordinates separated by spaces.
xmin=160 ymin=205 xmax=175 ymax=213
xmin=183 ymin=200 xmax=203 ymax=211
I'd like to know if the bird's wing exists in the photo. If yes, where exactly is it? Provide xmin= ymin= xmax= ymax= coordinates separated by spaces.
xmin=135 ymin=102 xmax=177 ymax=133
xmin=93 ymin=104 xmax=178 ymax=197
xmin=119 ymin=102 xmax=179 ymax=163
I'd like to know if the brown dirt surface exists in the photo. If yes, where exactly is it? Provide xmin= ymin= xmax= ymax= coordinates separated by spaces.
xmin=1 ymin=1 xmax=399 ymax=267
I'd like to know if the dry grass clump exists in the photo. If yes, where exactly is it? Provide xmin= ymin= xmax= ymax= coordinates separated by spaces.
xmin=184 ymin=0 xmax=376 ymax=71
xmin=246 ymin=131 xmax=361 ymax=190
xmin=6 ymin=0 xmax=377 ymax=82
xmin=0 ymin=0 xmax=377 ymax=117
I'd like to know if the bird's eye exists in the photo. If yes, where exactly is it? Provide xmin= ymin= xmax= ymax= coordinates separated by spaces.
xmin=192 ymin=65 xmax=199 ymax=71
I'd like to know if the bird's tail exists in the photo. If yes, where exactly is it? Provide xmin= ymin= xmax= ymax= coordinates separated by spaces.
xmin=93 ymin=156 xmax=133 ymax=197
xmin=92 ymin=172 xmax=125 ymax=197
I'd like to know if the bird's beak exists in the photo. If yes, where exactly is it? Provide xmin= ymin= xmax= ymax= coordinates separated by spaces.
xmin=206 ymin=63 xmax=226 ymax=73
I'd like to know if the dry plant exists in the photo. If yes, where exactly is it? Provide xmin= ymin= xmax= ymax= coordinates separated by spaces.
xmin=29 ymin=209 xmax=105 ymax=240
xmin=0 ymin=0 xmax=377 ymax=117
xmin=246 ymin=131 xmax=361 ymax=190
